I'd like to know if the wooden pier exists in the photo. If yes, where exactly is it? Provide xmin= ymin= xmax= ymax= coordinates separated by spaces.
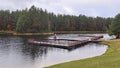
xmin=27 ymin=35 xmax=103 ymax=50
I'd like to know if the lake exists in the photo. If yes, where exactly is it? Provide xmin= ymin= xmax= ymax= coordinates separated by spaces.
xmin=0 ymin=34 xmax=113 ymax=68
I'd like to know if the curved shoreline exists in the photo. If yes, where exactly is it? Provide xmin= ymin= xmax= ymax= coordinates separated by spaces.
xmin=45 ymin=39 xmax=119 ymax=68
xmin=41 ymin=44 xmax=108 ymax=68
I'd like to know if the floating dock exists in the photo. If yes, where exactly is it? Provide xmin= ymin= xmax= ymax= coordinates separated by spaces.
xmin=28 ymin=35 xmax=103 ymax=50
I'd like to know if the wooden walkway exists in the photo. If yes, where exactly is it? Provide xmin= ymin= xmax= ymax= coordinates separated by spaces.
xmin=27 ymin=35 xmax=103 ymax=50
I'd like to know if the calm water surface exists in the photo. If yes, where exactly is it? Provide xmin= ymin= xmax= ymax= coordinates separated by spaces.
xmin=0 ymin=34 xmax=111 ymax=68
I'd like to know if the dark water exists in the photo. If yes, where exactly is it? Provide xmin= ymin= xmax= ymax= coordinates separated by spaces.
xmin=0 ymin=34 xmax=110 ymax=68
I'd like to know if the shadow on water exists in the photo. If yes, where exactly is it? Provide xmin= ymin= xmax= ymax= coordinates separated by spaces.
xmin=0 ymin=35 xmax=85 ymax=60
xmin=21 ymin=44 xmax=48 ymax=60
xmin=0 ymin=36 xmax=45 ymax=58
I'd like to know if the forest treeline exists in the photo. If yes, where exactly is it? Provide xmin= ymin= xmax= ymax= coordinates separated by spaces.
xmin=0 ymin=5 xmax=112 ymax=33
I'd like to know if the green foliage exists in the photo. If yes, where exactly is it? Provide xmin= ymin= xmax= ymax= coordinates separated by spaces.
xmin=16 ymin=13 xmax=29 ymax=33
xmin=16 ymin=5 xmax=50 ymax=33
xmin=0 ymin=5 xmax=112 ymax=33
xmin=109 ymin=13 xmax=120 ymax=38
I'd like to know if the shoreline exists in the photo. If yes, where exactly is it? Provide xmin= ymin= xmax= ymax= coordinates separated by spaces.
xmin=0 ymin=31 xmax=107 ymax=36
xmin=43 ymin=44 xmax=108 ymax=68
xmin=55 ymin=31 xmax=106 ymax=34
xmin=0 ymin=31 xmax=54 ymax=36
xmin=45 ymin=39 xmax=119 ymax=68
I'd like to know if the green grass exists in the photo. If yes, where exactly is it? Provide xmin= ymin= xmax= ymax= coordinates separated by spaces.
xmin=45 ymin=39 xmax=120 ymax=68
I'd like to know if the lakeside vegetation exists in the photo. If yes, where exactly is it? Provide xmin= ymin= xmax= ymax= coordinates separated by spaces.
xmin=109 ymin=14 xmax=120 ymax=38
xmin=45 ymin=39 xmax=120 ymax=68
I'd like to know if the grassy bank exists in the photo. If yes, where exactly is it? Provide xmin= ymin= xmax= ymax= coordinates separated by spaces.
xmin=0 ymin=31 xmax=54 ymax=36
xmin=55 ymin=31 xmax=106 ymax=34
xmin=45 ymin=39 xmax=120 ymax=68
xmin=0 ymin=31 xmax=106 ymax=36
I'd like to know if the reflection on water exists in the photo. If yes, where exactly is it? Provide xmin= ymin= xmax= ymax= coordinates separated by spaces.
xmin=0 ymin=34 xmax=109 ymax=68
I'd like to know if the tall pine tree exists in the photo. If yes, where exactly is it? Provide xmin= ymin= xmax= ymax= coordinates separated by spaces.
xmin=109 ymin=13 xmax=120 ymax=38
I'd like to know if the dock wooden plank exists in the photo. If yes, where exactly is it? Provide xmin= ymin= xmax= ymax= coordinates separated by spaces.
xmin=27 ymin=35 xmax=103 ymax=50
